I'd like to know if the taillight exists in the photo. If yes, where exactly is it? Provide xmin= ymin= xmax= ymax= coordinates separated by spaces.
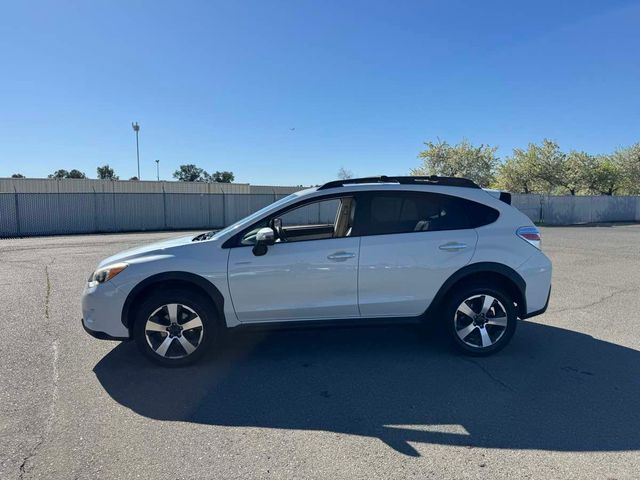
xmin=517 ymin=226 xmax=542 ymax=250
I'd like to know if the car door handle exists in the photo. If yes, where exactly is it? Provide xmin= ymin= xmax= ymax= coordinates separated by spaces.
xmin=327 ymin=251 xmax=356 ymax=261
xmin=439 ymin=242 xmax=468 ymax=252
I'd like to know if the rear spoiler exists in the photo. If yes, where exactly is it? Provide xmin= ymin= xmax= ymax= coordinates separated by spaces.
xmin=483 ymin=189 xmax=512 ymax=205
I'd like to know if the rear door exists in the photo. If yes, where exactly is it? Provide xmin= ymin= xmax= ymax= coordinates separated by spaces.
xmin=355 ymin=190 xmax=479 ymax=317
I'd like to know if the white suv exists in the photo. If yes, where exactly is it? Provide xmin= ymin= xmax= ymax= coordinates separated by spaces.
xmin=82 ymin=176 xmax=552 ymax=366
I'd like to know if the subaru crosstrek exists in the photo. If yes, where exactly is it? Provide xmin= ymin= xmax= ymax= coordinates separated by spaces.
xmin=82 ymin=176 xmax=552 ymax=366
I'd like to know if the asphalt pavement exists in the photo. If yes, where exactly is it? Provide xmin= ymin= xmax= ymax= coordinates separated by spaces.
xmin=1 ymin=226 xmax=639 ymax=479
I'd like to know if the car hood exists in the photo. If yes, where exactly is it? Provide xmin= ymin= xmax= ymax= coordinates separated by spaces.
xmin=97 ymin=234 xmax=200 ymax=268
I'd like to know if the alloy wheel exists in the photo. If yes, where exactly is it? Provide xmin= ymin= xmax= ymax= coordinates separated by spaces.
xmin=144 ymin=303 xmax=204 ymax=359
xmin=454 ymin=294 xmax=508 ymax=349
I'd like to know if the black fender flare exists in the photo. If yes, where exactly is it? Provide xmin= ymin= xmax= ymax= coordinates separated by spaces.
xmin=424 ymin=262 xmax=527 ymax=318
xmin=121 ymin=271 xmax=225 ymax=331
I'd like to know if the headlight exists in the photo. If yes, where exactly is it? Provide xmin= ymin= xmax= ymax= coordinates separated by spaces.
xmin=88 ymin=262 xmax=128 ymax=287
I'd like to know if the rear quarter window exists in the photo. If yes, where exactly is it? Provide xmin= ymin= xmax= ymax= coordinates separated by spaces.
xmin=461 ymin=197 xmax=500 ymax=228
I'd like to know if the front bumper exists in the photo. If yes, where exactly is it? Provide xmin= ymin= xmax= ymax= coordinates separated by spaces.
xmin=81 ymin=318 xmax=128 ymax=341
xmin=81 ymin=281 xmax=131 ymax=339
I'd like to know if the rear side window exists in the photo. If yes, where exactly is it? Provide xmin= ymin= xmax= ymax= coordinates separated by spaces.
xmin=355 ymin=192 xmax=498 ymax=236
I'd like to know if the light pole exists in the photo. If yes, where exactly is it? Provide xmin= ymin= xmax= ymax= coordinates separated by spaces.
xmin=131 ymin=122 xmax=141 ymax=179
xmin=155 ymin=159 xmax=160 ymax=181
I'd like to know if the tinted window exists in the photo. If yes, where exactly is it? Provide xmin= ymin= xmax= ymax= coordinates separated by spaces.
xmin=356 ymin=192 xmax=498 ymax=236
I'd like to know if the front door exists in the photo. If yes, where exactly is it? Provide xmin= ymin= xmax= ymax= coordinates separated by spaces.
xmin=227 ymin=196 xmax=360 ymax=322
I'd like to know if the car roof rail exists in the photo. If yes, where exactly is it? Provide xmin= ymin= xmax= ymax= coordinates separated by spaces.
xmin=317 ymin=175 xmax=480 ymax=190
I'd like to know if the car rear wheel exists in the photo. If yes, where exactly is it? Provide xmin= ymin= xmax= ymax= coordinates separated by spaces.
xmin=133 ymin=289 xmax=218 ymax=366
xmin=445 ymin=283 xmax=517 ymax=356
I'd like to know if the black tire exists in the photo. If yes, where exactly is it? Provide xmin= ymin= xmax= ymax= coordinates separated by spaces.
xmin=444 ymin=282 xmax=517 ymax=356
xmin=132 ymin=288 xmax=219 ymax=366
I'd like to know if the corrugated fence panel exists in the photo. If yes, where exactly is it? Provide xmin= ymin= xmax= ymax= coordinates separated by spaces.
xmin=207 ymin=194 xmax=225 ymax=227
xmin=224 ymin=194 xmax=251 ymax=225
xmin=165 ymin=193 xmax=210 ymax=229
xmin=511 ymin=194 xmax=541 ymax=223
xmin=16 ymin=193 xmax=61 ymax=235
xmin=57 ymin=193 xmax=97 ymax=233
xmin=541 ymin=195 xmax=640 ymax=225
xmin=0 ymin=193 xmax=19 ymax=237
xmin=249 ymin=193 xmax=277 ymax=215
xmin=590 ymin=196 xmax=637 ymax=223
xmin=543 ymin=196 xmax=585 ymax=225
xmin=95 ymin=193 xmax=118 ymax=232
xmin=114 ymin=194 xmax=165 ymax=231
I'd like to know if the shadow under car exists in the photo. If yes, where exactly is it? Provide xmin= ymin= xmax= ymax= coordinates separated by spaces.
xmin=93 ymin=321 xmax=640 ymax=457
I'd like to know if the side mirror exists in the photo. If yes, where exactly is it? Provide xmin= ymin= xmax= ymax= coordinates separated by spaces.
xmin=252 ymin=227 xmax=275 ymax=256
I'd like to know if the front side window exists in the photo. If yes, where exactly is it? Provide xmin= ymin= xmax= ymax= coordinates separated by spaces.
xmin=279 ymin=198 xmax=340 ymax=227
xmin=239 ymin=196 xmax=356 ymax=245
xmin=355 ymin=191 xmax=497 ymax=236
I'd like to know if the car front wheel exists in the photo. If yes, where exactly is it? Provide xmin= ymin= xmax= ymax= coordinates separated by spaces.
xmin=133 ymin=289 xmax=218 ymax=366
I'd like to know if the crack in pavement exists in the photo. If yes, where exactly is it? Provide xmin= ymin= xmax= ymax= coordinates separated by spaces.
xmin=459 ymin=358 xmax=514 ymax=392
xmin=18 ymin=261 xmax=59 ymax=480
xmin=550 ymin=287 xmax=636 ymax=315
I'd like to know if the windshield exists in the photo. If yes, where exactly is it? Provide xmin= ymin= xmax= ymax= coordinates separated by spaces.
xmin=209 ymin=194 xmax=298 ymax=240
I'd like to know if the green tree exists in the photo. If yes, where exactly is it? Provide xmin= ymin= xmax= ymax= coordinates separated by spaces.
xmin=96 ymin=164 xmax=118 ymax=180
xmin=67 ymin=169 xmax=86 ymax=179
xmin=530 ymin=140 xmax=593 ymax=195
xmin=206 ymin=170 xmax=235 ymax=183
xmin=495 ymin=141 xmax=591 ymax=195
xmin=11 ymin=173 xmax=25 ymax=178
xmin=613 ymin=143 xmax=640 ymax=194
xmin=173 ymin=164 xmax=205 ymax=182
xmin=494 ymin=150 xmax=540 ymax=194
xmin=586 ymin=155 xmax=625 ymax=195
xmin=412 ymin=139 xmax=498 ymax=187
xmin=49 ymin=169 xmax=69 ymax=179
xmin=48 ymin=169 xmax=86 ymax=179
xmin=524 ymin=139 xmax=567 ymax=193
xmin=561 ymin=151 xmax=593 ymax=195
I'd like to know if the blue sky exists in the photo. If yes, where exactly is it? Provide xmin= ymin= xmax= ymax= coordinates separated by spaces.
xmin=0 ymin=0 xmax=639 ymax=185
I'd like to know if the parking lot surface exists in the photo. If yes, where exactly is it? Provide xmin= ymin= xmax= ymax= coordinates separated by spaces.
xmin=1 ymin=226 xmax=639 ymax=479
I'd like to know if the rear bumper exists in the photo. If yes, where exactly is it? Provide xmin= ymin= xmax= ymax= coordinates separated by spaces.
xmin=517 ymin=250 xmax=552 ymax=318
xmin=521 ymin=284 xmax=551 ymax=319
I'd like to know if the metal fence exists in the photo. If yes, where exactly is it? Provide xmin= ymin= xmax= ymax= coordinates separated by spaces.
xmin=511 ymin=194 xmax=640 ymax=225
xmin=0 ymin=192 xmax=294 ymax=238
xmin=2 ymin=190 xmax=640 ymax=238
